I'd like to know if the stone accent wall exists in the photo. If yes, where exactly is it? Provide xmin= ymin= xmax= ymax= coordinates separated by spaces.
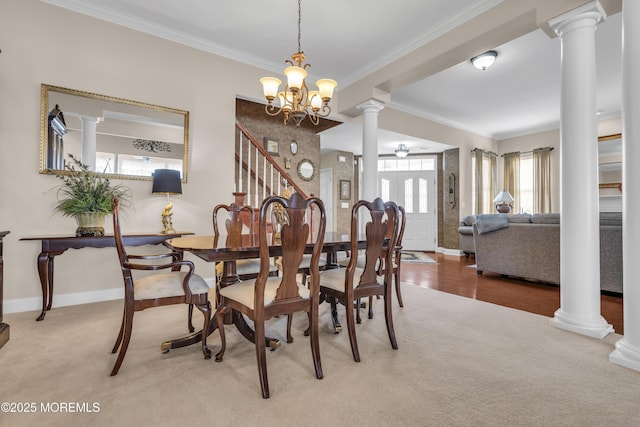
xmin=439 ymin=148 xmax=461 ymax=250
xmin=321 ymin=151 xmax=354 ymax=236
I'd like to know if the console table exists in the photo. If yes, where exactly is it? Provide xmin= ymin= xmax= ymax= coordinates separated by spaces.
xmin=20 ymin=232 xmax=192 ymax=321
xmin=0 ymin=231 xmax=9 ymax=349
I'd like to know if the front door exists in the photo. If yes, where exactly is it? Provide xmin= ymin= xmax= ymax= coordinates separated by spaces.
xmin=379 ymin=169 xmax=436 ymax=251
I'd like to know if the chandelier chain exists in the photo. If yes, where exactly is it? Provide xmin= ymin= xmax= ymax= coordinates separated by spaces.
xmin=297 ymin=0 xmax=302 ymax=53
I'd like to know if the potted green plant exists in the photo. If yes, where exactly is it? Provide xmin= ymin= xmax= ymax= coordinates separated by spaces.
xmin=55 ymin=154 xmax=131 ymax=236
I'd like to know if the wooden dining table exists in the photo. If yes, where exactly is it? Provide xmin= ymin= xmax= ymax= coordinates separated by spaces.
xmin=161 ymin=232 xmax=363 ymax=352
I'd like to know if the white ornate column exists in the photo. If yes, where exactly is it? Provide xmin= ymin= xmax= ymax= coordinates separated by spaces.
xmin=549 ymin=1 xmax=613 ymax=338
xmin=356 ymin=99 xmax=385 ymax=201
xmin=610 ymin=0 xmax=640 ymax=371
xmin=79 ymin=115 xmax=100 ymax=171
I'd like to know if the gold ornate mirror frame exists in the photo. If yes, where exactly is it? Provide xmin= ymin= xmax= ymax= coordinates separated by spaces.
xmin=40 ymin=84 xmax=190 ymax=182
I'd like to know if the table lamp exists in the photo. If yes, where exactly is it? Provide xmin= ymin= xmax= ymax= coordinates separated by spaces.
xmin=493 ymin=190 xmax=515 ymax=214
xmin=152 ymin=169 xmax=182 ymax=234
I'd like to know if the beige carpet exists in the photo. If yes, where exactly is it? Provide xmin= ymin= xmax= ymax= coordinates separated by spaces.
xmin=2 ymin=284 xmax=639 ymax=426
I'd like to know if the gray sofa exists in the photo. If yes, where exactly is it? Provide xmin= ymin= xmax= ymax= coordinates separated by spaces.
xmin=458 ymin=216 xmax=476 ymax=257
xmin=471 ymin=212 xmax=622 ymax=293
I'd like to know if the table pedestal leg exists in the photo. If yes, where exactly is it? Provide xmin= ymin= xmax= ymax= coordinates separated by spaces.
xmin=162 ymin=259 xmax=281 ymax=351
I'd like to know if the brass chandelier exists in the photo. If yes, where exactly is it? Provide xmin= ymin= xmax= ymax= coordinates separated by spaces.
xmin=260 ymin=0 xmax=337 ymax=126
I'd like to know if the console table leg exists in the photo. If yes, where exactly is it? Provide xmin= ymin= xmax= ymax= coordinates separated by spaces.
xmin=46 ymin=255 xmax=55 ymax=310
xmin=36 ymin=253 xmax=49 ymax=321
xmin=36 ymin=251 xmax=63 ymax=321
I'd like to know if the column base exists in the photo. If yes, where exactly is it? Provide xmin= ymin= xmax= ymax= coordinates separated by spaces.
xmin=550 ymin=308 xmax=614 ymax=339
xmin=0 ymin=323 xmax=9 ymax=350
xmin=609 ymin=338 xmax=640 ymax=372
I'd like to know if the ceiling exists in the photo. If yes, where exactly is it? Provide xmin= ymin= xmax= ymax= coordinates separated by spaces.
xmin=43 ymin=0 xmax=622 ymax=156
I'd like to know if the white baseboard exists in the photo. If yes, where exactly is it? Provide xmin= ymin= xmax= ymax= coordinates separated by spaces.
xmin=4 ymin=276 xmax=217 ymax=314
xmin=4 ymin=288 xmax=124 ymax=314
xmin=436 ymin=247 xmax=465 ymax=256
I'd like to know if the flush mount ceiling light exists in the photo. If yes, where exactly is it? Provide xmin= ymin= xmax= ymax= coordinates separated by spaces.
xmin=471 ymin=50 xmax=497 ymax=70
xmin=260 ymin=0 xmax=337 ymax=127
xmin=395 ymin=144 xmax=409 ymax=158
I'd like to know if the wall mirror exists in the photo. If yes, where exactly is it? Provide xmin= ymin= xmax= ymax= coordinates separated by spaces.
xmin=297 ymin=159 xmax=315 ymax=181
xmin=598 ymin=133 xmax=621 ymax=190
xmin=40 ymin=84 xmax=189 ymax=181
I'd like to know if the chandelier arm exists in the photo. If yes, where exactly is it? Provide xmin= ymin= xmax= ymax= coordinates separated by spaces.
xmin=315 ymin=104 xmax=332 ymax=118
xmin=308 ymin=113 xmax=320 ymax=126
xmin=264 ymin=104 xmax=283 ymax=117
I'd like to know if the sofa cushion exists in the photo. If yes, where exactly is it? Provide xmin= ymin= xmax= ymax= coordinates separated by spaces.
xmin=475 ymin=213 xmax=509 ymax=234
xmin=463 ymin=215 xmax=476 ymax=226
xmin=531 ymin=213 xmax=560 ymax=224
xmin=509 ymin=214 xmax=532 ymax=223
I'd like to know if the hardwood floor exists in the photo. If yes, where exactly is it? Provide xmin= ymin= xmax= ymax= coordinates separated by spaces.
xmin=401 ymin=252 xmax=624 ymax=335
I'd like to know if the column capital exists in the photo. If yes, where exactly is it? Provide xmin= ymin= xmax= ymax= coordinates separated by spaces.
xmin=356 ymin=99 xmax=385 ymax=114
xmin=549 ymin=1 xmax=606 ymax=37
xmin=78 ymin=115 xmax=102 ymax=125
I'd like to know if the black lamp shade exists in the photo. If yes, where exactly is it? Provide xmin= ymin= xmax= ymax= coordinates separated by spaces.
xmin=152 ymin=169 xmax=182 ymax=194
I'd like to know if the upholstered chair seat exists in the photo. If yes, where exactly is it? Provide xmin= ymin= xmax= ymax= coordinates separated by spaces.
xmin=134 ymin=272 xmax=209 ymax=301
xmin=219 ymin=277 xmax=310 ymax=310
xmin=316 ymin=266 xmax=383 ymax=293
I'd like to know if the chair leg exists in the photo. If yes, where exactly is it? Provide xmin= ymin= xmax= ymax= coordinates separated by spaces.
xmin=309 ymin=306 xmax=323 ymax=380
xmin=368 ymin=296 xmax=374 ymax=319
xmin=111 ymin=306 xmax=125 ymax=354
xmin=356 ymin=298 xmax=362 ymax=324
xmin=345 ymin=299 xmax=361 ymax=362
xmin=286 ymin=313 xmax=294 ymax=343
xmin=111 ymin=303 xmax=134 ymax=376
xmin=214 ymin=306 xmax=229 ymax=362
xmin=254 ymin=320 xmax=270 ymax=398
xmin=384 ymin=287 xmax=398 ymax=350
xmin=303 ymin=311 xmax=311 ymax=336
xmin=394 ymin=266 xmax=404 ymax=307
xmin=329 ymin=296 xmax=341 ymax=333
xmin=187 ymin=303 xmax=195 ymax=333
xmin=194 ymin=301 xmax=212 ymax=360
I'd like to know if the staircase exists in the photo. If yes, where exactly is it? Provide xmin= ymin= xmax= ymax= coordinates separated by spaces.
xmin=235 ymin=121 xmax=308 ymax=206
xmin=234 ymin=121 xmax=317 ymax=231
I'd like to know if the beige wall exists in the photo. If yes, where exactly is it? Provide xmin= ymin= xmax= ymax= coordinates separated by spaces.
xmin=0 ymin=0 xmax=271 ymax=306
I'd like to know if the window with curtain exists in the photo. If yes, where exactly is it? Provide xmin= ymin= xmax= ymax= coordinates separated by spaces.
xmin=503 ymin=152 xmax=521 ymax=214
xmin=519 ymin=152 xmax=533 ymax=214
xmin=501 ymin=147 xmax=552 ymax=214
xmin=471 ymin=149 xmax=497 ymax=214
xmin=533 ymin=147 xmax=552 ymax=213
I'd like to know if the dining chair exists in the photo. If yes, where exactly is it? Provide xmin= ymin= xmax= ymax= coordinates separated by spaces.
xmin=273 ymin=201 xmax=330 ymax=343
xmin=214 ymin=192 xmax=326 ymax=398
xmin=377 ymin=204 xmax=406 ymax=308
xmin=110 ymin=197 xmax=211 ymax=376
xmin=213 ymin=201 xmax=274 ymax=281
xmin=190 ymin=201 xmax=278 ymax=332
xmin=318 ymin=197 xmax=400 ymax=362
